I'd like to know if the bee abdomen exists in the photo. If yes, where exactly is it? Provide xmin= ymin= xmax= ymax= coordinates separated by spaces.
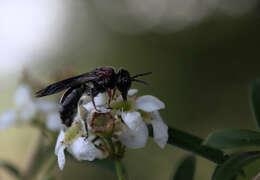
xmin=59 ymin=85 xmax=86 ymax=127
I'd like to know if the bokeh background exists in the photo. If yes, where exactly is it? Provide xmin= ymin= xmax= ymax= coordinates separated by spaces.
xmin=1 ymin=0 xmax=260 ymax=179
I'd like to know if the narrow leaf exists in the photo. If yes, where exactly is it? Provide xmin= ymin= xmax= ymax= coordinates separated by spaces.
xmin=212 ymin=151 xmax=260 ymax=180
xmin=204 ymin=129 xmax=260 ymax=149
xmin=173 ymin=155 xmax=196 ymax=180
xmin=251 ymin=79 xmax=260 ymax=129
xmin=0 ymin=160 xmax=22 ymax=178
xmin=148 ymin=125 xmax=227 ymax=164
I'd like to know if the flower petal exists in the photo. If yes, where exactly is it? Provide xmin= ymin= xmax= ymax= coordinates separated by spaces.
xmin=83 ymin=93 xmax=107 ymax=111
xmin=128 ymin=89 xmax=138 ymax=96
xmin=0 ymin=110 xmax=17 ymax=130
xmin=136 ymin=95 xmax=165 ymax=112
xmin=55 ymin=130 xmax=66 ymax=170
xmin=150 ymin=111 xmax=168 ymax=148
xmin=57 ymin=145 xmax=66 ymax=170
xmin=55 ymin=130 xmax=65 ymax=155
xmin=68 ymin=137 xmax=104 ymax=161
xmin=46 ymin=112 xmax=63 ymax=131
xmin=119 ymin=112 xmax=148 ymax=149
xmin=13 ymin=85 xmax=32 ymax=107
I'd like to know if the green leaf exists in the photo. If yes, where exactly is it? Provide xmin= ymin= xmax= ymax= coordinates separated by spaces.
xmin=212 ymin=151 xmax=260 ymax=180
xmin=251 ymin=79 xmax=260 ymax=129
xmin=0 ymin=160 xmax=22 ymax=178
xmin=173 ymin=155 xmax=196 ymax=180
xmin=148 ymin=125 xmax=227 ymax=164
xmin=204 ymin=129 xmax=260 ymax=149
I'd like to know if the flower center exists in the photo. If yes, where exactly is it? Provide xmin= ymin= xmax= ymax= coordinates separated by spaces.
xmin=90 ymin=112 xmax=115 ymax=134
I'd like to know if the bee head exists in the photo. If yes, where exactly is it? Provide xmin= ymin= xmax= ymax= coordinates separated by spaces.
xmin=116 ymin=69 xmax=132 ymax=101
xmin=116 ymin=69 xmax=152 ymax=101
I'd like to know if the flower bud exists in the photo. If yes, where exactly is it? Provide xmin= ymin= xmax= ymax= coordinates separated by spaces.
xmin=64 ymin=122 xmax=83 ymax=146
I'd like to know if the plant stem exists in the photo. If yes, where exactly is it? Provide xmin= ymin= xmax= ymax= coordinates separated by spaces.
xmin=148 ymin=125 xmax=228 ymax=164
xmin=114 ymin=159 xmax=126 ymax=180
xmin=104 ymin=137 xmax=127 ymax=180
xmin=34 ymin=155 xmax=57 ymax=180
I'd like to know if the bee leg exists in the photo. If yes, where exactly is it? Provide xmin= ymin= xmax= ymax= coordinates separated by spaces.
xmin=107 ymin=89 xmax=112 ymax=108
xmin=92 ymin=136 xmax=99 ymax=143
xmin=107 ymin=89 xmax=117 ymax=109
xmin=91 ymin=95 xmax=100 ymax=112
xmin=84 ymin=121 xmax=89 ymax=139
xmin=112 ymin=89 xmax=116 ymax=99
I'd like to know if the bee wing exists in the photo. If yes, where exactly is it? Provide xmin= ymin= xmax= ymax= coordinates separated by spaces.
xmin=35 ymin=72 xmax=96 ymax=97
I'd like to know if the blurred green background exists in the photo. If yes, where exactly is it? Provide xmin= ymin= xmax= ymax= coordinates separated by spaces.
xmin=1 ymin=0 xmax=260 ymax=179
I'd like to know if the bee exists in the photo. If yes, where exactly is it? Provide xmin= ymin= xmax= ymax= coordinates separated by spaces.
xmin=35 ymin=66 xmax=151 ymax=127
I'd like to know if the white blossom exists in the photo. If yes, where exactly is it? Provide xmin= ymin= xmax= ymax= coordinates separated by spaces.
xmin=118 ymin=112 xmax=148 ymax=149
xmin=55 ymin=129 xmax=104 ymax=170
xmin=113 ymin=91 xmax=168 ymax=149
xmin=46 ymin=112 xmax=63 ymax=131
xmin=0 ymin=84 xmax=62 ymax=131
xmin=0 ymin=110 xmax=17 ymax=131
xmin=134 ymin=94 xmax=168 ymax=148
xmin=53 ymin=88 xmax=168 ymax=170
xmin=150 ymin=111 xmax=168 ymax=148
xmin=20 ymin=101 xmax=37 ymax=122
xmin=83 ymin=93 xmax=107 ymax=112
xmin=135 ymin=95 xmax=165 ymax=112
xmin=127 ymin=89 xmax=138 ymax=96
xmin=67 ymin=137 xmax=103 ymax=161
xmin=13 ymin=85 xmax=32 ymax=108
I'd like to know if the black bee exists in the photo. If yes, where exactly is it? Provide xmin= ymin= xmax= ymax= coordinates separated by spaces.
xmin=35 ymin=66 xmax=151 ymax=127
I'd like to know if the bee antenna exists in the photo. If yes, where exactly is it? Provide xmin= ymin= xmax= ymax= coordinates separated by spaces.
xmin=131 ymin=72 xmax=152 ymax=79
xmin=132 ymin=79 xmax=149 ymax=86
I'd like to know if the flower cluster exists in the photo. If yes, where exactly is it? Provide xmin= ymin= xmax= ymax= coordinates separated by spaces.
xmin=0 ymin=84 xmax=63 ymax=131
xmin=55 ymin=89 xmax=168 ymax=170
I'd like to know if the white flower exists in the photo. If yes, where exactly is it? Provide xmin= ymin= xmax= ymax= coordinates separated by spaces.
xmin=0 ymin=110 xmax=17 ymax=131
xmin=112 ymin=91 xmax=168 ymax=149
xmin=0 ymin=84 xmax=62 ymax=131
xmin=127 ymin=89 xmax=138 ymax=96
xmin=67 ymin=137 xmax=103 ymax=161
xmin=135 ymin=95 xmax=165 ymax=112
xmin=118 ymin=112 xmax=148 ymax=149
xmin=13 ymin=85 xmax=32 ymax=108
xmin=150 ymin=111 xmax=168 ymax=148
xmin=55 ymin=129 xmax=104 ymax=170
xmin=20 ymin=101 xmax=37 ymax=122
xmin=53 ymin=88 xmax=168 ymax=170
xmin=46 ymin=112 xmax=63 ymax=131
xmin=14 ymin=85 xmax=36 ymax=122
xmin=134 ymin=94 xmax=168 ymax=148
xmin=83 ymin=93 xmax=107 ymax=112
